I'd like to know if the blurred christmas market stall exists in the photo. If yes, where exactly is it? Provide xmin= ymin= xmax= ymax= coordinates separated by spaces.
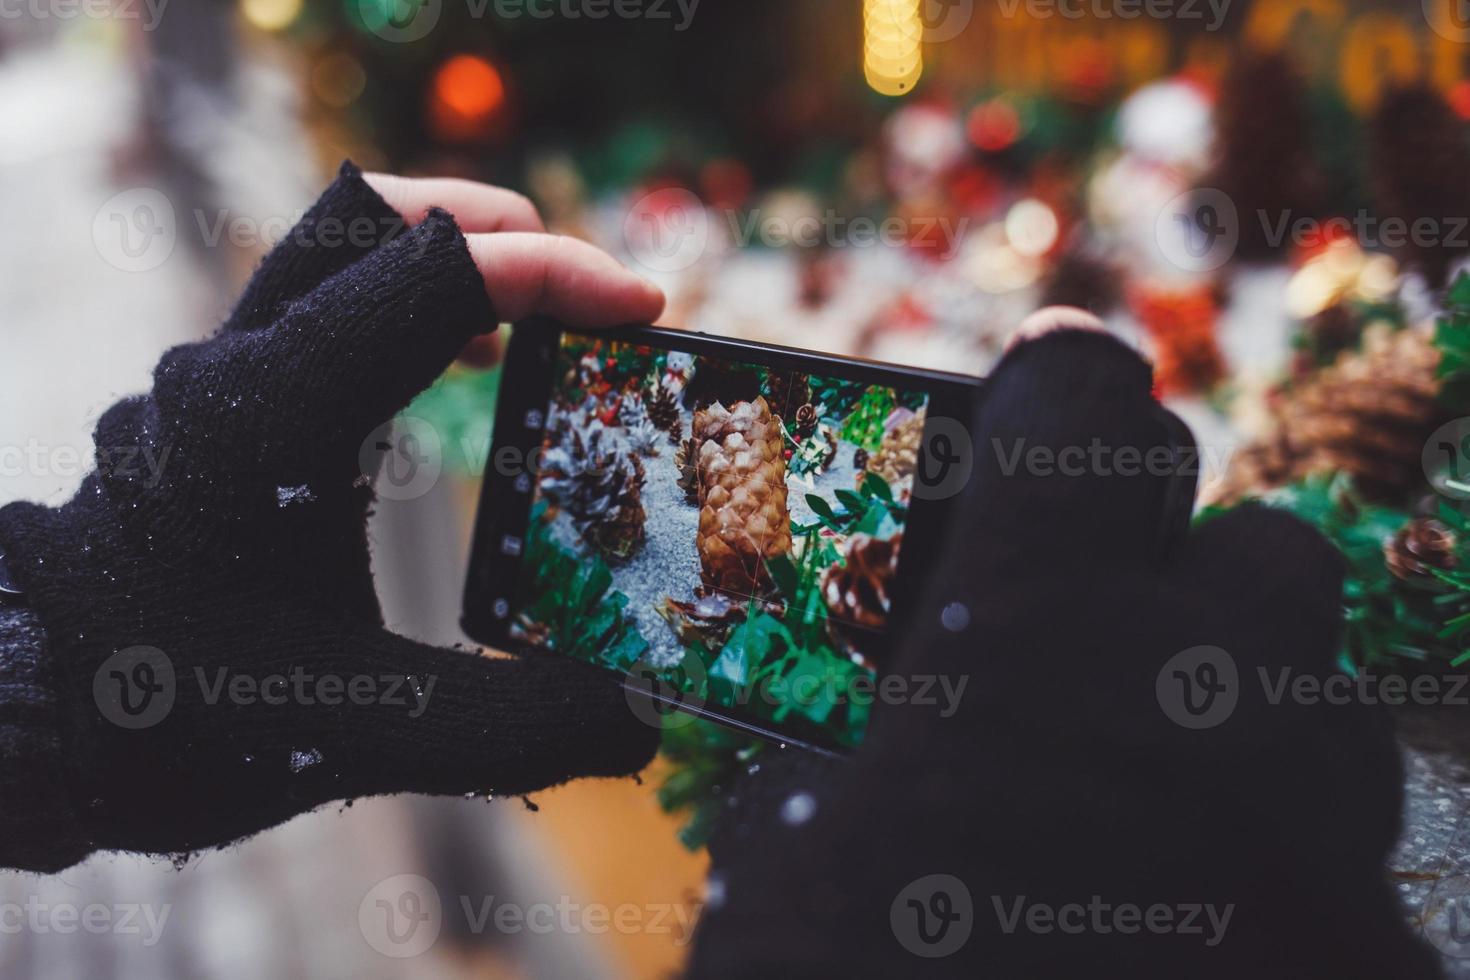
xmin=242 ymin=0 xmax=1470 ymax=845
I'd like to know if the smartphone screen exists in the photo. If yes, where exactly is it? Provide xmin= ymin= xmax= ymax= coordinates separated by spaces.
xmin=505 ymin=330 xmax=937 ymax=750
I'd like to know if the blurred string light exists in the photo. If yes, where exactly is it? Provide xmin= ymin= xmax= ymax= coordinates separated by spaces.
xmin=864 ymin=0 xmax=923 ymax=98
xmin=312 ymin=52 xmax=367 ymax=108
xmin=1285 ymin=237 xmax=1399 ymax=320
xmin=1004 ymin=199 xmax=1059 ymax=258
xmin=240 ymin=0 xmax=303 ymax=31
xmin=429 ymin=54 xmax=506 ymax=143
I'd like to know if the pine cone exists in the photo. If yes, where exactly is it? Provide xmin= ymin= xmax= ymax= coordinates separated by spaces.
xmin=1206 ymin=49 xmax=1325 ymax=260
xmin=675 ymin=435 xmax=700 ymax=504
xmin=539 ymin=420 xmax=647 ymax=562
xmin=794 ymin=403 xmax=819 ymax=441
xmin=822 ymin=532 xmax=901 ymax=631
xmin=646 ymin=381 xmax=681 ymax=437
xmin=692 ymin=397 xmax=793 ymax=596
xmin=1214 ymin=326 xmax=1447 ymax=504
xmin=1385 ymin=518 xmax=1458 ymax=581
xmin=1371 ymin=84 xmax=1470 ymax=288
xmin=861 ymin=409 xmax=926 ymax=492
xmin=764 ymin=371 xmax=811 ymax=422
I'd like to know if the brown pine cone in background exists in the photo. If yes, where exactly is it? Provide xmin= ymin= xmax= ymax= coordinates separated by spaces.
xmin=1206 ymin=48 xmax=1325 ymax=261
xmin=1385 ymin=518 xmax=1458 ymax=581
xmin=646 ymin=381 xmax=681 ymax=439
xmin=794 ymin=403 xmax=819 ymax=441
xmin=860 ymin=409 xmax=926 ymax=491
xmin=765 ymin=370 xmax=811 ymax=423
xmin=822 ymin=532 xmax=901 ymax=632
xmin=1370 ymin=83 xmax=1470 ymax=288
xmin=1214 ymin=326 xmax=1447 ymax=504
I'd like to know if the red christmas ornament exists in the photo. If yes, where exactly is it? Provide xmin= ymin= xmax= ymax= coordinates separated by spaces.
xmin=1129 ymin=285 xmax=1225 ymax=397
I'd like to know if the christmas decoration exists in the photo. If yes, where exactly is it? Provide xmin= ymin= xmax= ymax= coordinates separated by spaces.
xmin=619 ymin=392 xmax=663 ymax=457
xmin=1130 ymin=286 xmax=1225 ymax=396
xmin=793 ymin=403 xmax=819 ymax=441
xmin=862 ymin=407 xmax=925 ymax=492
xmin=1385 ymin=518 xmax=1458 ymax=582
xmin=539 ymin=419 xmax=648 ymax=562
xmin=1204 ymin=49 xmax=1324 ymax=260
xmin=839 ymin=387 xmax=897 ymax=455
xmin=821 ymin=532 xmax=901 ymax=632
xmin=1215 ymin=324 xmax=1444 ymax=504
xmin=1369 ymin=83 xmax=1470 ymax=288
xmin=762 ymin=369 xmax=810 ymax=423
xmin=645 ymin=381 xmax=682 ymax=442
xmin=692 ymin=397 xmax=793 ymax=596
xmin=674 ymin=435 xmax=701 ymax=504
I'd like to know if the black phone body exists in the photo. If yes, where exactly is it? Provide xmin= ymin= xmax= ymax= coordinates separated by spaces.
xmin=463 ymin=318 xmax=983 ymax=753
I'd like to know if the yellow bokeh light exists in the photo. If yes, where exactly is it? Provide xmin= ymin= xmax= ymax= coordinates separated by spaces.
xmin=864 ymin=0 xmax=924 ymax=97
xmin=240 ymin=0 xmax=303 ymax=32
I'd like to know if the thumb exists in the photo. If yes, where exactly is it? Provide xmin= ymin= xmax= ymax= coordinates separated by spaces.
xmin=328 ymin=631 xmax=662 ymax=800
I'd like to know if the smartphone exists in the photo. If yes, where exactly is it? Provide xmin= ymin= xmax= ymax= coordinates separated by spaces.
xmin=462 ymin=318 xmax=982 ymax=753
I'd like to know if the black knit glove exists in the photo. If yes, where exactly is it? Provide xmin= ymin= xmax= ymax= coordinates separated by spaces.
xmin=690 ymin=330 xmax=1441 ymax=979
xmin=0 ymin=164 xmax=660 ymax=872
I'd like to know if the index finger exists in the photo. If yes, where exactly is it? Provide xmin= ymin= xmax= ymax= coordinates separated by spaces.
xmin=465 ymin=232 xmax=666 ymax=328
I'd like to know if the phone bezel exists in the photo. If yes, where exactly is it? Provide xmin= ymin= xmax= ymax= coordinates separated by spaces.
xmin=462 ymin=317 xmax=983 ymax=753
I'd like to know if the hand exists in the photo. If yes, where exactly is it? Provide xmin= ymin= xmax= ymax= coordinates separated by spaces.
xmin=0 ymin=163 xmax=664 ymax=870
xmin=690 ymin=327 xmax=1439 ymax=978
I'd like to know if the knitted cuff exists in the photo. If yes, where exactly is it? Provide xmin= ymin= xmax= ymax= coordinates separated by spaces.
xmin=0 ymin=604 xmax=91 ymax=872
